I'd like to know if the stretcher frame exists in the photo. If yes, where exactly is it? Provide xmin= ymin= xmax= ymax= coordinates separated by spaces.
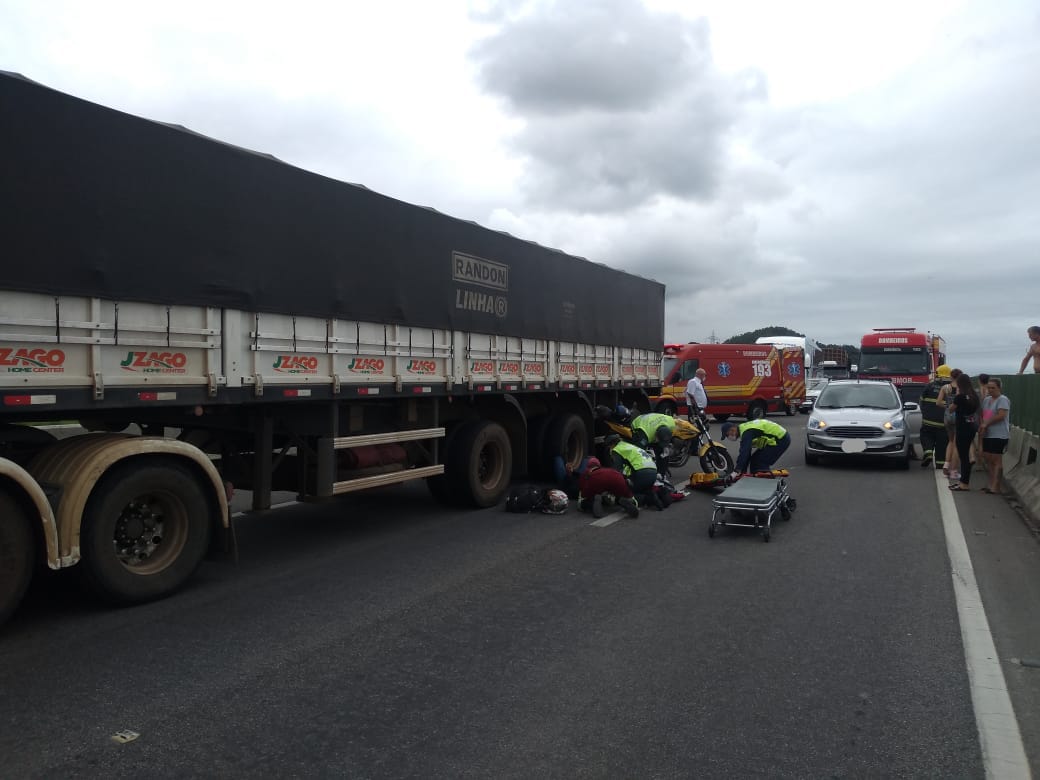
xmin=708 ymin=475 xmax=795 ymax=543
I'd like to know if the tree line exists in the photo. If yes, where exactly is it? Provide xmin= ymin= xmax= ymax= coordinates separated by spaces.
xmin=723 ymin=325 xmax=861 ymax=366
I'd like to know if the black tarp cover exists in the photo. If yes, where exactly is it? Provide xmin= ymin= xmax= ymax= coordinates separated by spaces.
xmin=0 ymin=72 xmax=665 ymax=350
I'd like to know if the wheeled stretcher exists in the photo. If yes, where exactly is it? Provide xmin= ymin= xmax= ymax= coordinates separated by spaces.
xmin=708 ymin=473 xmax=796 ymax=543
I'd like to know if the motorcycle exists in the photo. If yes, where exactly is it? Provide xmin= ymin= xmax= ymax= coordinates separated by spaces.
xmin=595 ymin=405 xmax=734 ymax=475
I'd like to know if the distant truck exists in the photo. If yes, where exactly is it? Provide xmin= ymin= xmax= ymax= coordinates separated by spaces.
xmin=821 ymin=346 xmax=850 ymax=366
xmin=754 ymin=335 xmax=822 ymax=378
xmin=0 ymin=73 xmax=665 ymax=625
xmin=818 ymin=360 xmax=850 ymax=380
xmin=858 ymin=328 xmax=947 ymax=402
xmin=655 ymin=343 xmax=805 ymax=420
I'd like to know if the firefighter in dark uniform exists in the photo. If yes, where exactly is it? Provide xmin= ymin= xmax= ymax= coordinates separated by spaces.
xmin=919 ymin=364 xmax=952 ymax=469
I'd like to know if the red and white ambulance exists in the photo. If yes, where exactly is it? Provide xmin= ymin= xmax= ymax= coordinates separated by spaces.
xmin=654 ymin=343 xmax=806 ymax=420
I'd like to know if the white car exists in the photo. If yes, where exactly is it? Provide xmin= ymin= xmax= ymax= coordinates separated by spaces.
xmin=805 ymin=379 xmax=921 ymax=468
xmin=798 ymin=377 xmax=829 ymax=414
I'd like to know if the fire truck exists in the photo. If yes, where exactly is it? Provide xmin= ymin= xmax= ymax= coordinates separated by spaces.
xmin=858 ymin=328 xmax=947 ymax=402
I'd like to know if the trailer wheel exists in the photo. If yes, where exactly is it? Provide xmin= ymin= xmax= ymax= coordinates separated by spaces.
xmin=0 ymin=493 xmax=34 ymax=626
xmin=542 ymin=413 xmax=588 ymax=475
xmin=746 ymin=400 xmax=767 ymax=420
xmin=79 ymin=459 xmax=213 ymax=604
xmin=699 ymin=445 xmax=734 ymax=474
xmin=447 ymin=420 xmax=512 ymax=508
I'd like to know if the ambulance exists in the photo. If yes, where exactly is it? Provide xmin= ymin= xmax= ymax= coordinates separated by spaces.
xmin=655 ymin=343 xmax=806 ymax=420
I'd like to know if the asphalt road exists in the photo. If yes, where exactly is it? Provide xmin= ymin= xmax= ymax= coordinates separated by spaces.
xmin=3 ymin=421 xmax=1039 ymax=778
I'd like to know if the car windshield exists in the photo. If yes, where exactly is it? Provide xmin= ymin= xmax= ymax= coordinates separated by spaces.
xmin=806 ymin=378 xmax=829 ymax=392
xmin=816 ymin=384 xmax=899 ymax=410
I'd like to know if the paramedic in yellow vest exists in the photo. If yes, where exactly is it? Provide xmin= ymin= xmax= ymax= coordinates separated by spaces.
xmin=630 ymin=411 xmax=676 ymax=473
xmin=604 ymin=433 xmax=659 ymax=507
xmin=720 ymin=419 xmax=791 ymax=478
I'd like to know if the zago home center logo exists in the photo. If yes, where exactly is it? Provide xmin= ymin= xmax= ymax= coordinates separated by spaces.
xmin=0 ymin=347 xmax=66 ymax=373
xmin=120 ymin=351 xmax=188 ymax=374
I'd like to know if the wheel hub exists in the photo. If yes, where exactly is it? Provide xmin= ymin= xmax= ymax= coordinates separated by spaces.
xmin=114 ymin=498 xmax=165 ymax=565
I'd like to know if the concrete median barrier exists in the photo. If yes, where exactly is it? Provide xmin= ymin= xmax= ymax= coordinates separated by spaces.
xmin=1005 ymin=430 xmax=1040 ymax=518
xmin=1004 ymin=426 xmax=1027 ymax=478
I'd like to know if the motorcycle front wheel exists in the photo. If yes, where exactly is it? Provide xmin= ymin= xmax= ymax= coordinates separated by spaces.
xmin=700 ymin=444 xmax=734 ymax=474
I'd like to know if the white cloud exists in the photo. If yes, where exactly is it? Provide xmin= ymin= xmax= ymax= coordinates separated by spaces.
xmin=1 ymin=0 xmax=1037 ymax=373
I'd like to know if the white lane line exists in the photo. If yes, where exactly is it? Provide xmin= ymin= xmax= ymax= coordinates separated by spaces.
xmin=590 ymin=511 xmax=625 ymax=527
xmin=936 ymin=471 xmax=1031 ymax=779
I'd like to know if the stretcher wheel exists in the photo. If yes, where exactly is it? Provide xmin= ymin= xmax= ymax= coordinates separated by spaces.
xmin=708 ymin=524 xmax=716 ymax=538
xmin=762 ymin=528 xmax=771 ymax=542
xmin=780 ymin=505 xmax=791 ymax=521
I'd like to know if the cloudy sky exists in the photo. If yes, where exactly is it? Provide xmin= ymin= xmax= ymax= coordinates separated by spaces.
xmin=2 ymin=0 xmax=1037 ymax=373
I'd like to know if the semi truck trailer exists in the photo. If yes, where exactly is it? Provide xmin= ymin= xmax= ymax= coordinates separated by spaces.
xmin=0 ymin=72 xmax=664 ymax=625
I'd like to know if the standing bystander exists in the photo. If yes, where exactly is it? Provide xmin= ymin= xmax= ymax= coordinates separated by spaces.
xmin=941 ymin=368 xmax=962 ymax=480
xmin=978 ymin=378 xmax=1011 ymax=495
xmin=948 ymin=374 xmax=980 ymax=492
xmin=1018 ymin=326 xmax=1040 ymax=374
xmin=685 ymin=368 xmax=709 ymax=422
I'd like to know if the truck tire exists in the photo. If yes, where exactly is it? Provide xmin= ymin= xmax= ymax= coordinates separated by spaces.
xmin=542 ymin=413 xmax=587 ymax=476
xmin=79 ymin=459 xmax=213 ymax=604
xmin=0 ymin=493 xmax=34 ymax=626
xmin=447 ymin=420 xmax=512 ymax=508
xmin=746 ymin=400 xmax=767 ymax=420
xmin=699 ymin=445 xmax=734 ymax=474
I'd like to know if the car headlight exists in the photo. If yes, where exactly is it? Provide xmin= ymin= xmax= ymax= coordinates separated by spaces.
xmin=808 ymin=417 xmax=827 ymax=430
xmin=883 ymin=417 xmax=905 ymax=431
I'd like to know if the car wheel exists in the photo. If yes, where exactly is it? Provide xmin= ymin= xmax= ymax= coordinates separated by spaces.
xmin=804 ymin=449 xmax=819 ymax=466
xmin=746 ymin=401 xmax=767 ymax=420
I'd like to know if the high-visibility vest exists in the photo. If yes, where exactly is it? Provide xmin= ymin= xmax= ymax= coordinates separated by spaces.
xmin=631 ymin=413 xmax=676 ymax=441
xmin=612 ymin=441 xmax=656 ymax=475
xmin=737 ymin=418 xmax=787 ymax=449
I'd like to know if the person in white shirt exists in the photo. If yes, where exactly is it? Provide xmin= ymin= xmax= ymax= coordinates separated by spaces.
xmin=685 ymin=368 xmax=708 ymax=420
